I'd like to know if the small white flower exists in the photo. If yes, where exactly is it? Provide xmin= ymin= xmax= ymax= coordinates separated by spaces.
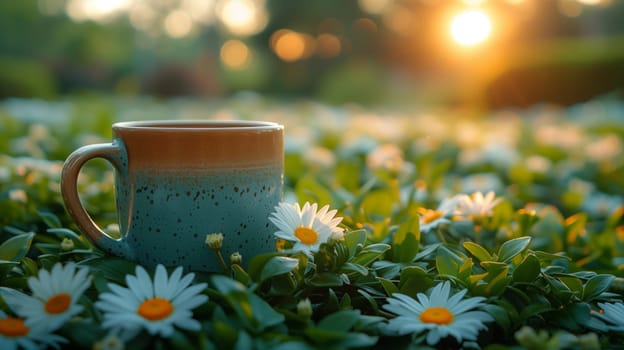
xmin=297 ymin=298 xmax=313 ymax=317
xmin=8 ymin=189 xmax=28 ymax=203
xmin=418 ymin=195 xmax=465 ymax=232
xmin=456 ymin=191 xmax=502 ymax=219
xmin=0 ymin=262 xmax=91 ymax=333
xmin=95 ymin=264 xmax=208 ymax=338
xmin=0 ymin=310 xmax=67 ymax=350
xmin=366 ymin=143 xmax=404 ymax=173
xmin=593 ymin=302 xmax=624 ymax=332
xmin=581 ymin=192 xmax=623 ymax=218
xmin=205 ymin=232 xmax=224 ymax=250
xmin=269 ymin=202 xmax=344 ymax=254
xmin=93 ymin=331 xmax=125 ymax=350
xmin=459 ymin=173 xmax=504 ymax=194
xmin=383 ymin=281 xmax=493 ymax=346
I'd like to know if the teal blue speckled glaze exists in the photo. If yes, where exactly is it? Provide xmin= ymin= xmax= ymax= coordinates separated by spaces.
xmin=114 ymin=168 xmax=281 ymax=271
xmin=61 ymin=120 xmax=284 ymax=272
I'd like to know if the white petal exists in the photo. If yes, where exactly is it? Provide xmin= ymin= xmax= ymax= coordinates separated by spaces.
xmin=153 ymin=265 xmax=169 ymax=297
xmin=133 ymin=266 xmax=154 ymax=299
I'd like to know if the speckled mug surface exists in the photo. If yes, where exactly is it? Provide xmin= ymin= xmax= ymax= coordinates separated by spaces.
xmin=60 ymin=120 xmax=284 ymax=272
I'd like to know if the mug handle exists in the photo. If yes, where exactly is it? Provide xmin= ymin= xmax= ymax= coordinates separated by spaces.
xmin=60 ymin=142 xmax=133 ymax=260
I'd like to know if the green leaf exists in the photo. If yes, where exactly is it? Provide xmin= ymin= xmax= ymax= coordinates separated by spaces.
xmin=247 ymin=252 xmax=282 ymax=283
xmin=378 ymin=277 xmax=399 ymax=296
xmin=351 ymin=244 xmax=390 ymax=267
xmin=485 ymin=268 xmax=511 ymax=296
xmin=498 ymin=237 xmax=531 ymax=262
xmin=37 ymin=211 xmax=62 ymax=228
xmin=304 ymin=327 xmax=377 ymax=348
xmin=512 ymin=254 xmax=541 ymax=283
xmin=519 ymin=302 xmax=554 ymax=321
xmin=249 ymin=292 xmax=286 ymax=331
xmin=260 ymin=256 xmax=299 ymax=283
xmin=391 ymin=216 xmax=420 ymax=263
xmin=46 ymin=228 xmax=83 ymax=241
xmin=295 ymin=175 xmax=333 ymax=207
xmin=0 ymin=232 xmax=35 ymax=261
xmin=79 ymin=257 xmax=136 ymax=285
xmin=211 ymin=274 xmax=247 ymax=295
xmin=463 ymin=241 xmax=493 ymax=262
xmin=360 ymin=189 xmax=395 ymax=217
xmin=340 ymin=262 xmax=368 ymax=276
xmin=482 ymin=303 xmax=512 ymax=334
xmin=343 ymin=229 xmax=367 ymax=259
xmin=309 ymin=272 xmax=345 ymax=287
xmin=550 ymin=302 xmax=591 ymax=331
xmin=480 ymin=261 xmax=508 ymax=274
xmin=435 ymin=246 xmax=464 ymax=276
xmin=399 ymin=266 xmax=433 ymax=295
xmin=317 ymin=310 xmax=360 ymax=332
xmin=583 ymin=274 xmax=615 ymax=301
xmin=558 ymin=276 xmax=584 ymax=297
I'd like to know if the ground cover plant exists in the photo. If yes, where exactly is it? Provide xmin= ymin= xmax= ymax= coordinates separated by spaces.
xmin=1 ymin=96 xmax=623 ymax=349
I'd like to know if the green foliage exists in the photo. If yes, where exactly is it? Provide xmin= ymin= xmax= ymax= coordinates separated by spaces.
xmin=1 ymin=97 xmax=624 ymax=348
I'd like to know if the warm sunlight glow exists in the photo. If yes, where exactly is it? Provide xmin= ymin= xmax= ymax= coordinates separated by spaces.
xmin=164 ymin=9 xmax=193 ymax=38
xmin=271 ymin=29 xmax=314 ymax=62
xmin=66 ymin=0 xmax=130 ymax=22
xmin=383 ymin=5 xmax=415 ymax=37
xmin=450 ymin=10 xmax=492 ymax=46
xmin=217 ymin=0 xmax=268 ymax=36
xmin=559 ymin=0 xmax=583 ymax=17
xmin=358 ymin=0 xmax=392 ymax=15
xmin=316 ymin=33 xmax=341 ymax=58
xmin=183 ymin=0 xmax=216 ymax=24
xmin=220 ymin=40 xmax=252 ymax=69
xmin=576 ymin=0 xmax=602 ymax=4
xmin=128 ymin=3 xmax=155 ymax=32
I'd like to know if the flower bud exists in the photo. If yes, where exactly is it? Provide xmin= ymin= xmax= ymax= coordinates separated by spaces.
xmin=297 ymin=298 xmax=313 ymax=318
xmin=205 ymin=233 xmax=224 ymax=250
xmin=60 ymin=238 xmax=75 ymax=251
xmin=230 ymin=252 xmax=243 ymax=265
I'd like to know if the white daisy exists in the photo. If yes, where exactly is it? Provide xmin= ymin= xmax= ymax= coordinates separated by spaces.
xmin=0 ymin=310 xmax=67 ymax=350
xmin=417 ymin=195 xmax=465 ymax=232
xmin=0 ymin=262 xmax=91 ymax=332
xmin=268 ymin=202 xmax=344 ymax=254
xmin=95 ymin=264 xmax=208 ymax=338
xmin=593 ymin=302 xmax=624 ymax=332
xmin=456 ymin=191 xmax=502 ymax=219
xmin=383 ymin=281 xmax=493 ymax=346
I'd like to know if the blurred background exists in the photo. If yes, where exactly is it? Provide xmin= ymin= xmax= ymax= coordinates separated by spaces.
xmin=1 ymin=0 xmax=624 ymax=109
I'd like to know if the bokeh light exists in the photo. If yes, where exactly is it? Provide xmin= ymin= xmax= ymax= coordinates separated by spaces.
xmin=271 ymin=29 xmax=315 ymax=62
xmin=66 ymin=0 xmax=130 ymax=22
xmin=450 ymin=10 xmax=492 ymax=46
xmin=358 ymin=0 xmax=392 ymax=15
xmin=316 ymin=34 xmax=342 ymax=58
xmin=216 ymin=0 xmax=268 ymax=37
xmin=164 ymin=9 xmax=193 ymax=38
xmin=220 ymin=39 xmax=252 ymax=70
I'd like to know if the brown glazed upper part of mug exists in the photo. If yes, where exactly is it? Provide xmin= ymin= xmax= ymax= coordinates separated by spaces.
xmin=113 ymin=120 xmax=284 ymax=170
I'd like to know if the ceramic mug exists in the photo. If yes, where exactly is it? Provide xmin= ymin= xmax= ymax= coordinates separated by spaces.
xmin=60 ymin=120 xmax=284 ymax=271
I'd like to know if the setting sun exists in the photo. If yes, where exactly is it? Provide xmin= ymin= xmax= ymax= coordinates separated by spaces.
xmin=450 ymin=10 xmax=492 ymax=46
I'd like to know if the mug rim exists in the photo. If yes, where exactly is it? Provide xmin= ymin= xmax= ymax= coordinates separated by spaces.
xmin=113 ymin=120 xmax=283 ymax=131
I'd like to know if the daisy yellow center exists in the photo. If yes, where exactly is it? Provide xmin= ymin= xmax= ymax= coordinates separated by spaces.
xmin=294 ymin=226 xmax=319 ymax=245
xmin=420 ymin=307 xmax=454 ymax=325
xmin=45 ymin=293 xmax=72 ymax=314
xmin=422 ymin=210 xmax=443 ymax=224
xmin=137 ymin=297 xmax=174 ymax=321
xmin=0 ymin=317 xmax=29 ymax=337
